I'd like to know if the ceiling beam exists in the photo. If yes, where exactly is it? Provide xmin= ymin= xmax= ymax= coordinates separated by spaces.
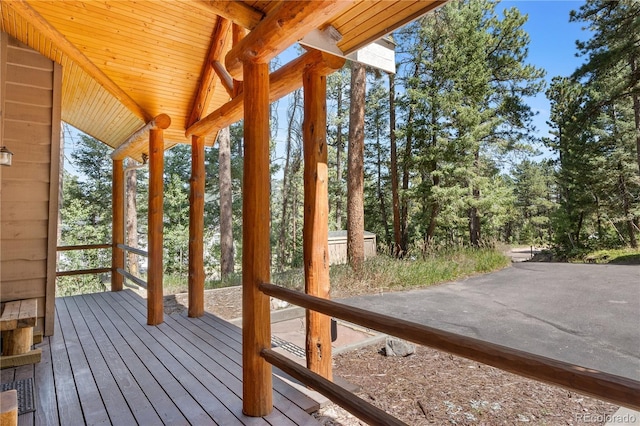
xmin=225 ymin=0 xmax=353 ymax=80
xmin=111 ymin=114 xmax=171 ymax=161
xmin=213 ymin=61 xmax=234 ymax=97
xmin=194 ymin=0 xmax=263 ymax=30
xmin=187 ymin=49 xmax=345 ymax=139
xmin=9 ymin=0 xmax=153 ymax=122
xmin=187 ymin=17 xmax=232 ymax=128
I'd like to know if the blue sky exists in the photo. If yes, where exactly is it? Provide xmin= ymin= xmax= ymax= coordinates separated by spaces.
xmin=498 ymin=1 xmax=588 ymax=150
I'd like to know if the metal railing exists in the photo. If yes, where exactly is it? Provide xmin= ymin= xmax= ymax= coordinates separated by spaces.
xmin=117 ymin=244 xmax=148 ymax=289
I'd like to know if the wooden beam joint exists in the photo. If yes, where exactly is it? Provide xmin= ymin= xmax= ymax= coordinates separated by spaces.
xmin=186 ymin=49 xmax=344 ymax=138
xmin=111 ymin=114 xmax=171 ymax=161
xmin=225 ymin=0 xmax=352 ymax=80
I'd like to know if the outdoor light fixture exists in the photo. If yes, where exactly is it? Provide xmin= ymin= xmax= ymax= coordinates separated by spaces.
xmin=0 ymin=146 xmax=13 ymax=166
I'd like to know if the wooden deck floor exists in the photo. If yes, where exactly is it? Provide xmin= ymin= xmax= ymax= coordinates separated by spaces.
xmin=1 ymin=290 xmax=320 ymax=425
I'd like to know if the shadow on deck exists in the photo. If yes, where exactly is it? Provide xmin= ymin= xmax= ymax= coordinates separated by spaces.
xmin=0 ymin=290 xmax=319 ymax=425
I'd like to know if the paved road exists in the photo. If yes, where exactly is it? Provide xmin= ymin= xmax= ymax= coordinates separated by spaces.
xmin=341 ymin=262 xmax=640 ymax=380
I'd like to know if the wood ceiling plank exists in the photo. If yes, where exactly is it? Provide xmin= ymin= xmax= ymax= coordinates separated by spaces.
xmin=339 ymin=1 xmax=445 ymax=54
xmin=330 ymin=0 xmax=382 ymax=28
xmin=31 ymin=1 xmax=216 ymax=42
xmin=7 ymin=0 xmax=152 ymax=121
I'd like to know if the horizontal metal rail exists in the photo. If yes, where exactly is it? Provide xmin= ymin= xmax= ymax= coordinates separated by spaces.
xmin=116 ymin=268 xmax=147 ymax=289
xmin=56 ymin=267 xmax=111 ymax=277
xmin=259 ymin=282 xmax=640 ymax=412
xmin=262 ymin=348 xmax=406 ymax=426
xmin=57 ymin=244 xmax=111 ymax=251
xmin=117 ymin=244 xmax=148 ymax=258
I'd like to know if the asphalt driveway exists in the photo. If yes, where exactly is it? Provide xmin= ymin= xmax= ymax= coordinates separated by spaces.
xmin=341 ymin=262 xmax=640 ymax=380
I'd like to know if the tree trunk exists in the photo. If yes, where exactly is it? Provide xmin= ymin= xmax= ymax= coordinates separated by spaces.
xmin=389 ymin=73 xmax=401 ymax=257
xmin=425 ymin=172 xmax=440 ymax=244
xmin=469 ymin=151 xmax=481 ymax=247
xmin=347 ymin=62 xmax=366 ymax=271
xmin=630 ymin=56 xmax=640 ymax=175
xmin=125 ymin=158 xmax=139 ymax=276
xmin=335 ymin=84 xmax=344 ymax=230
xmin=376 ymin=109 xmax=390 ymax=244
xmin=400 ymin=63 xmax=420 ymax=254
xmin=277 ymin=90 xmax=301 ymax=269
xmin=576 ymin=211 xmax=584 ymax=247
xmin=219 ymin=126 xmax=234 ymax=278
xmin=620 ymin=172 xmax=638 ymax=248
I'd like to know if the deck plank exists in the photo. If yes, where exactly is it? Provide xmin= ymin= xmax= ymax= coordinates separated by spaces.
xmin=187 ymin=309 xmax=320 ymax=417
xmin=71 ymin=295 xmax=163 ymax=425
xmin=124 ymin=289 xmax=319 ymax=418
xmin=117 ymin=292 xmax=301 ymax=426
xmin=82 ymin=293 xmax=190 ymax=425
xmin=63 ymin=297 xmax=138 ymax=425
xmin=85 ymin=293 xmax=213 ymax=425
xmin=169 ymin=312 xmax=320 ymax=426
xmin=50 ymin=308 xmax=84 ymax=425
xmin=33 ymin=336 xmax=59 ymax=426
xmin=55 ymin=298 xmax=111 ymax=425
xmin=3 ymin=291 xmax=319 ymax=426
xmin=14 ymin=364 xmax=34 ymax=426
xmin=109 ymin=291 xmax=265 ymax=426
xmin=99 ymin=291 xmax=242 ymax=425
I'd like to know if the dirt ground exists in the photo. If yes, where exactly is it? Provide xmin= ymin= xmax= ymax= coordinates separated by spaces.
xmin=163 ymin=286 xmax=618 ymax=425
xmin=321 ymin=345 xmax=617 ymax=425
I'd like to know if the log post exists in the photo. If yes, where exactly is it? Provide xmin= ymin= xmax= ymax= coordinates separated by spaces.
xmin=303 ymin=69 xmax=332 ymax=379
xmin=0 ymin=390 xmax=17 ymax=426
xmin=1 ymin=328 xmax=33 ymax=355
xmin=112 ymin=159 xmax=124 ymax=291
xmin=242 ymin=60 xmax=273 ymax=416
xmin=188 ymin=135 xmax=205 ymax=317
xmin=147 ymin=128 xmax=165 ymax=326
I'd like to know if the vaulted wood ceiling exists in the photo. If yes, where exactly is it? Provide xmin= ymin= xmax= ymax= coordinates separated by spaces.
xmin=1 ymin=0 xmax=445 ymax=160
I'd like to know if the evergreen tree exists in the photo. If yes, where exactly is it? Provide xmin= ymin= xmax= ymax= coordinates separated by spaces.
xmin=395 ymin=0 xmax=544 ymax=249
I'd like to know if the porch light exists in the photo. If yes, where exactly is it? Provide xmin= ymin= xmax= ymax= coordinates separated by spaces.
xmin=0 ymin=146 xmax=13 ymax=166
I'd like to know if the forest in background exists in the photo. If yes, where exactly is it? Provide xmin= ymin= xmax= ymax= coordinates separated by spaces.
xmin=57 ymin=0 xmax=639 ymax=293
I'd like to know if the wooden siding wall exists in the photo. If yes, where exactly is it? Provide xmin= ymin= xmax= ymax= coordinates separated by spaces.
xmin=327 ymin=233 xmax=376 ymax=265
xmin=0 ymin=33 xmax=61 ymax=336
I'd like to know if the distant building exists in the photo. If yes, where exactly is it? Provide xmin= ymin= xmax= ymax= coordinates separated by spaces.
xmin=327 ymin=231 xmax=377 ymax=265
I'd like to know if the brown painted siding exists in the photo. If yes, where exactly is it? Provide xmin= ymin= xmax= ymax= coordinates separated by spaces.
xmin=0 ymin=33 xmax=60 ymax=335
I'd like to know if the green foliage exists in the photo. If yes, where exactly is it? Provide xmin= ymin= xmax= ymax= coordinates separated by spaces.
xmin=267 ymin=248 xmax=510 ymax=296
xmin=328 ymin=248 xmax=510 ymax=297
xmin=393 ymin=0 xmax=544 ymax=249
xmin=581 ymin=248 xmax=640 ymax=265
xmin=58 ymin=134 xmax=113 ymax=295
xmin=545 ymin=0 xmax=640 ymax=252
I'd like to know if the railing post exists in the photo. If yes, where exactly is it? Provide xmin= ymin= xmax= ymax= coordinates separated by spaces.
xmin=112 ymin=159 xmax=124 ymax=291
xmin=242 ymin=60 xmax=273 ymax=417
xmin=303 ymin=67 xmax=332 ymax=379
xmin=147 ymin=127 xmax=165 ymax=326
xmin=188 ymin=135 xmax=205 ymax=317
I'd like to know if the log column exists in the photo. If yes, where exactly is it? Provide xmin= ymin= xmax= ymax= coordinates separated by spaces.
xmin=148 ymin=127 xmax=165 ymax=326
xmin=188 ymin=135 xmax=205 ymax=317
xmin=242 ymin=60 xmax=273 ymax=417
xmin=303 ymin=69 xmax=332 ymax=379
xmin=112 ymin=159 xmax=124 ymax=291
